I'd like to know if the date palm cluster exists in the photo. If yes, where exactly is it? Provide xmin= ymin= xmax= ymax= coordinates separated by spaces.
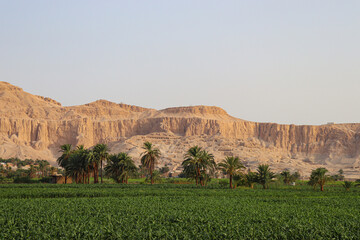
xmin=57 ymin=142 xmax=159 ymax=184
xmin=56 ymin=141 xmax=282 ymax=189
xmin=57 ymin=141 xmax=342 ymax=190
xmin=57 ymin=144 xmax=111 ymax=184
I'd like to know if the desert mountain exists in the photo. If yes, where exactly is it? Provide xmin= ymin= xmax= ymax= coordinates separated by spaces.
xmin=0 ymin=81 xmax=359 ymax=178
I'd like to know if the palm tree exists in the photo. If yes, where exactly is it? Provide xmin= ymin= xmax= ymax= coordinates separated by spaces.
xmin=28 ymin=165 xmax=37 ymax=179
xmin=280 ymin=170 xmax=292 ymax=184
xmin=331 ymin=169 xmax=344 ymax=181
xmin=91 ymin=153 xmax=100 ymax=184
xmin=218 ymin=156 xmax=245 ymax=189
xmin=85 ymin=150 xmax=95 ymax=184
xmin=105 ymin=153 xmax=137 ymax=183
xmin=232 ymin=174 xmax=243 ymax=189
xmin=182 ymin=146 xmax=214 ymax=186
xmin=343 ymin=181 xmax=353 ymax=191
xmin=38 ymin=160 xmax=50 ymax=178
xmin=256 ymin=164 xmax=275 ymax=189
xmin=182 ymin=146 xmax=202 ymax=185
xmin=181 ymin=161 xmax=197 ymax=182
xmin=199 ymin=150 xmax=215 ymax=186
xmin=65 ymin=146 xmax=91 ymax=184
xmin=137 ymin=164 xmax=147 ymax=178
xmin=77 ymin=145 xmax=85 ymax=151
xmin=309 ymin=168 xmax=330 ymax=191
xmin=57 ymin=144 xmax=73 ymax=184
xmin=106 ymin=154 xmax=120 ymax=183
xmin=50 ymin=167 xmax=57 ymax=175
xmin=119 ymin=153 xmax=137 ymax=183
xmin=65 ymin=151 xmax=82 ymax=183
xmin=140 ymin=142 xmax=161 ymax=185
xmin=93 ymin=144 xmax=109 ymax=184
xmin=145 ymin=170 xmax=162 ymax=184
xmin=245 ymin=170 xmax=257 ymax=189
xmin=67 ymin=147 xmax=94 ymax=184
xmin=77 ymin=145 xmax=87 ymax=183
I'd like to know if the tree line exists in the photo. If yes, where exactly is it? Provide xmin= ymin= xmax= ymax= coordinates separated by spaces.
xmin=1 ymin=143 xmax=356 ymax=190
xmin=0 ymin=159 xmax=59 ymax=183
xmin=55 ymin=141 xmax=359 ymax=190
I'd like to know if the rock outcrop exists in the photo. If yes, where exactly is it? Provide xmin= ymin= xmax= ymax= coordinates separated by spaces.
xmin=0 ymin=81 xmax=359 ymax=178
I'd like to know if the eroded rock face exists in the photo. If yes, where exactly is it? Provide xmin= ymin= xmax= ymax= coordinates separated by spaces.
xmin=0 ymin=81 xmax=359 ymax=177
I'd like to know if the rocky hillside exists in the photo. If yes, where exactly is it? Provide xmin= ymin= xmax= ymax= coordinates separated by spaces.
xmin=0 ymin=81 xmax=359 ymax=178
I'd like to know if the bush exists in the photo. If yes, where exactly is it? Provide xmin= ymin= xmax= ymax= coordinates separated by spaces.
xmin=39 ymin=177 xmax=52 ymax=183
xmin=166 ymin=178 xmax=192 ymax=184
xmin=0 ymin=176 xmax=13 ymax=184
xmin=14 ymin=177 xmax=33 ymax=183
xmin=218 ymin=179 xmax=228 ymax=187
xmin=343 ymin=181 xmax=353 ymax=191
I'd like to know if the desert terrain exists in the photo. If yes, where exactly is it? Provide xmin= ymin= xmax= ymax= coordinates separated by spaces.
xmin=0 ymin=81 xmax=359 ymax=178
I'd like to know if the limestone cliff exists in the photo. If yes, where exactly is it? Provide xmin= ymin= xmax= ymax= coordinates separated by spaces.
xmin=0 ymin=81 xmax=359 ymax=178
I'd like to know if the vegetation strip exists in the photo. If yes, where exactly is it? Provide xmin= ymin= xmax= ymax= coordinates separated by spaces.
xmin=0 ymin=184 xmax=359 ymax=239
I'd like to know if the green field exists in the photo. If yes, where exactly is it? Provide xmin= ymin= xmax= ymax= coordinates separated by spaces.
xmin=1 ymin=184 xmax=359 ymax=239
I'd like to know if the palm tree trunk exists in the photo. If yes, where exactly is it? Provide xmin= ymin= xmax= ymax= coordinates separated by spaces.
xmin=150 ymin=160 xmax=155 ymax=184
xmin=196 ymin=167 xmax=200 ymax=186
xmin=87 ymin=168 xmax=90 ymax=184
xmin=150 ymin=168 xmax=153 ymax=185
xmin=93 ymin=162 xmax=98 ymax=184
xmin=230 ymin=174 xmax=233 ymax=189
xmin=101 ymin=159 xmax=103 ymax=184
xmin=321 ymin=184 xmax=324 ymax=191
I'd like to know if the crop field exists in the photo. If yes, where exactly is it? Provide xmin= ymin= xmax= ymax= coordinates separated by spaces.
xmin=0 ymin=184 xmax=360 ymax=239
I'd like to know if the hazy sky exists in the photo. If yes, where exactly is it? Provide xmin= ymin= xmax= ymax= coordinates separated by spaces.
xmin=1 ymin=1 xmax=359 ymax=125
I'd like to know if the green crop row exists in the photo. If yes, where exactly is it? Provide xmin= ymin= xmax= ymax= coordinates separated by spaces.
xmin=0 ymin=184 xmax=359 ymax=239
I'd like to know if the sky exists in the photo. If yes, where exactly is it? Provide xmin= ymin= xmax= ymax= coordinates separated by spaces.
xmin=0 ymin=1 xmax=359 ymax=125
